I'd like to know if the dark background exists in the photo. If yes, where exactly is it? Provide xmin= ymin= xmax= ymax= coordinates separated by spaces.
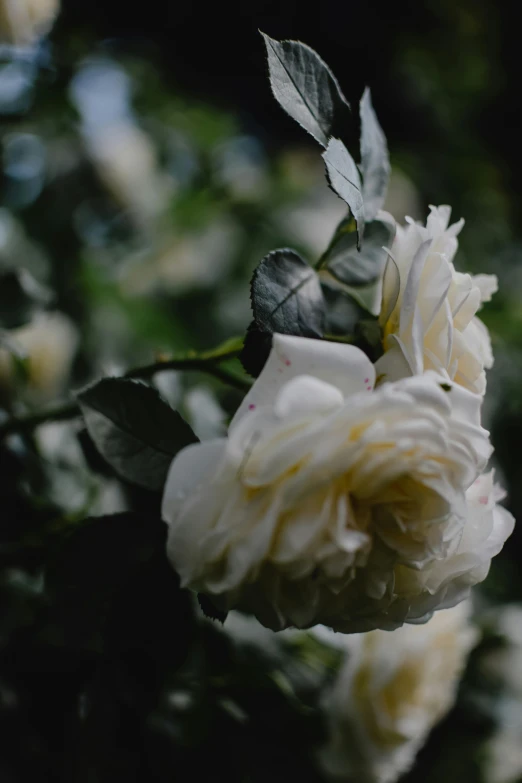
xmin=57 ymin=0 xmax=520 ymax=223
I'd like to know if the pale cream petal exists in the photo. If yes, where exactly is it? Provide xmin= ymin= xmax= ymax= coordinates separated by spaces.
xmin=231 ymin=334 xmax=375 ymax=427
xmin=161 ymin=438 xmax=226 ymax=527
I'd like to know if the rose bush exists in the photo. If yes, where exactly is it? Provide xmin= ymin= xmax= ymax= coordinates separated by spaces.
xmin=162 ymin=333 xmax=511 ymax=632
xmin=320 ymin=601 xmax=478 ymax=783
xmin=376 ymin=205 xmax=497 ymax=395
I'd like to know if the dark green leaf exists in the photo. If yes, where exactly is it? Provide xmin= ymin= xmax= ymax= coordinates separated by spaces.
xmin=77 ymin=428 xmax=115 ymax=479
xmin=77 ymin=378 xmax=198 ymax=492
xmin=250 ymin=248 xmax=325 ymax=337
xmin=241 ymin=251 xmax=325 ymax=378
xmin=322 ymin=281 xmax=371 ymax=336
xmin=261 ymin=32 xmax=351 ymax=148
xmin=360 ymin=88 xmax=391 ymax=220
xmin=46 ymin=512 xmax=164 ymax=596
xmin=0 ymin=332 xmax=29 ymax=383
xmin=354 ymin=317 xmax=383 ymax=363
xmin=323 ymin=138 xmax=364 ymax=246
xmin=105 ymin=547 xmax=194 ymax=665
xmin=44 ymin=512 xmax=165 ymax=650
xmin=0 ymin=269 xmax=51 ymax=329
xmin=45 ymin=513 xmax=194 ymax=663
xmin=239 ymin=321 xmax=273 ymax=378
xmin=198 ymin=593 xmax=228 ymax=624
xmin=322 ymin=282 xmax=383 ymax=361
xmin=324 ymin=213 xmax=395 ymax=287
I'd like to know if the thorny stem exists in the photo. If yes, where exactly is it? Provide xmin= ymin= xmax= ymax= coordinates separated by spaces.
xmin=0 ymin=341 xmax=250 ymax=440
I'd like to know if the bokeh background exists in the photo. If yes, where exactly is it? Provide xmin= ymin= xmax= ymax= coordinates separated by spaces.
xmin=2 ymin=1 xmax=522 ymax=781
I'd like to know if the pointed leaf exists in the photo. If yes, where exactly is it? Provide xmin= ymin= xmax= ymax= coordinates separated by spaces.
xmin=322 ymin=282 xmax=382 ymax=361
xmin=323 ymin=138 xmax=364 ymax=246
xmin=355 ymin=317 xmax=383 ymax=362
xmin=239 ymin=322 xmax=273 ymax=378
xmin=360 ymin=88 xmax=391 ymax=220
xmin=251 ymin=248 xmax=325 ymax=336
xmin=262 ymin=32 xmax=351 ymax=147
xmin=46 ymin=512 xmax=165 ymax=595
xmin=77 ymin=378 xmax=198 ymax=492
xmin=241 ymin=250 xmax=325 ymax=378
xmin=325 ymin=213 xmax=395 ymax=287
xmin=322 ymin=281 xmax=370 ymax=336
xmin=198 ymin=593 xmax=228 ymax=624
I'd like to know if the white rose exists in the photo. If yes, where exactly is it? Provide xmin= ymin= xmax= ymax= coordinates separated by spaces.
xmin=376 ymin=205 xmax=497 ymax=395
xmin=393 ymin=471 xmax=514 ymax=624
xmin=162 ymin=334 xmax=507 ymax=633
xmin=0 ymin=0 xmax=59 ymax=45
xmin=0 ymin=311 xmax=78 ymax=400
xmin=320 ymin=601 xmax=478 ymax=783
xmin=485 ymin=726 xmax=522 ymax=783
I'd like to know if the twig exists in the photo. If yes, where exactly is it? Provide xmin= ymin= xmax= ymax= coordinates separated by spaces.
xmin=0 ymin=341 xmax=249 ymax=439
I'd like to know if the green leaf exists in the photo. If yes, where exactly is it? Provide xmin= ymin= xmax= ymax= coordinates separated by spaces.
xmin=240 ymin=250 xmax=325 ymax=378
xmin=44 ymin=512 xmax=161 ymax=653
xmin=0 ymin=269 xmax=51 ymax=330
xmin=198 ymin=593 xmax=228 ymax=623
xmin=321 ymin=282 xmax=383 ymax=361
xmin=239 ymin=321 xmax=273 ymax=378
xmin=0 ymin=332 xmax=29 ymax=383
xmin=77 ymin=378 xmax=198 ymax=492
xmin=46 ymin=512 xmax=164 ymax=596
xmin=360 ymin=88 xmax=391 ymax=220
xmin=77 ymin=427 xmax=115 ymax=479
xmin=261 ymin=32 xmax=351 ymax=148
xmin=323 ymin=138 xmax=364 ymax=246
xmin=324 ymin=213 xmax=395 ymax=287
xmin=250 ymin=248 xmax=325 ymax=337
xmin=45 ymin=513 xmax=194 ymax=661
xmin=322 ymin=281 xmax=371 ymax=336
xmin=355 ymin=317 xmax=383 ymax=363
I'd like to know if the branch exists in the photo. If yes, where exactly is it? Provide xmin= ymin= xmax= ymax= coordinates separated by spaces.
xmin=0 ymin=340 xmax=250 ymax=440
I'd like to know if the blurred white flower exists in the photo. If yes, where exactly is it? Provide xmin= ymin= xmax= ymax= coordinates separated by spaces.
xmin=485 ymin=725 xmax=522 ymax=783
xmin=376 ymin=205 xmax=497 ymax=395
xmin=320 ymin=601 xmax=477 ymax=783
xmin=214 ymin=135 xmax=269 ymax=200
xmin=0 ymin=208 xmax=48 ymax=279
xmin=70 ymin=60 xmax=171 ymax=230
xmin=86 ymin=122 xmax=170 ymax=229
xmin=0 ymin=311 xmax=78 ymax=400
xmin=0 ymin=0 xmax=59 ymax=45
xmin=123 ymin=219 xmax=239 ymax=296
xmin=481 ymin=605 xmax=522 ymax=783
xmin=162 ymin=334 xmax=510 ymax=633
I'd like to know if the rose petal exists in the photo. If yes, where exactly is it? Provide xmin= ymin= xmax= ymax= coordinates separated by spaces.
xmin=231 ymin=334 xmax=375 ymax=427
